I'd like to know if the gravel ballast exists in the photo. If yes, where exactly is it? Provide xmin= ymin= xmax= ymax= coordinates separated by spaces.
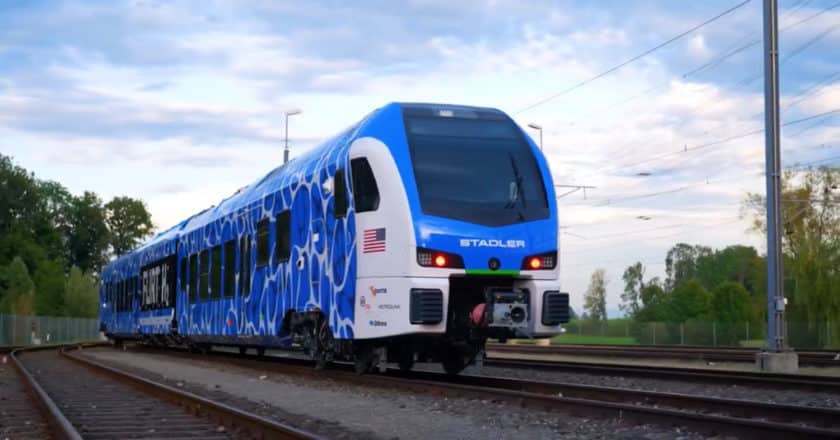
xmin=79 ymin=348 xmax=707 ymax=440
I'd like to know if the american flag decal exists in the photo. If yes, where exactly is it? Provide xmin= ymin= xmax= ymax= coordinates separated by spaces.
xmin=363 ymin=228 xmax=386 ymax=253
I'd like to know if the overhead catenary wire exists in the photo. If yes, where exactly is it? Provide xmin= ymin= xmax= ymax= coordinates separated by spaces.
xmin=514 ymin=0 xmax=751 ymax=115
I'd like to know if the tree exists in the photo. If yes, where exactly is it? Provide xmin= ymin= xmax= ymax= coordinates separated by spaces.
xmin=712 ymin=282 xmax=754 ymax=345
xmin=670 ymin=279 xmax=711 ymax=322
xmin=105 ymin=196 xmax=154 ymax=256
xmin=32 ymin=259 xmax=65 ymax=316
xmin=665 ymin=243 xmax=713 ymax=292
xmin=583 ymin=268 xmax=608 ymax=321
xmin=711 ymin=282 xmax=753 ymax=324
xmin=63 ymin=266 xmax=99 ymax=318
xmin=743 ymin=166 xmax=840 ymax=346
xmin=636 ymin=281 xmax=670 ymax=322
xmin=620 ymin=262 xmax=645 ymax=317
xmin=66 ymin=191 xmax=110 ymax=273
xmin=0 ymin=257 xmax=35 ymax=315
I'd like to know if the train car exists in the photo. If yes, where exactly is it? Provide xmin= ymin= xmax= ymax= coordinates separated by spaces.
xmin=99 ymin=102 xmax=570 ymax=374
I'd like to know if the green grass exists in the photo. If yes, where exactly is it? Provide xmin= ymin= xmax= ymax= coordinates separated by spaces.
xmin=549 ymin=334 xmax=638 ymax=345
xmin=738 ymin=339 xmax=768 ymax=348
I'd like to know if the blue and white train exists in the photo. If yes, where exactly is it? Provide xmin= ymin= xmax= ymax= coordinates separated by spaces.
xmin=99 ymin=102 xmax=570 ymax=374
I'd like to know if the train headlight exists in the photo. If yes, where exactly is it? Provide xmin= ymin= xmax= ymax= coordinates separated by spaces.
xmin=417 ymin=247 xmax=464 ymax=269
xmin=521 ymin=251 xmax=556 ymax=270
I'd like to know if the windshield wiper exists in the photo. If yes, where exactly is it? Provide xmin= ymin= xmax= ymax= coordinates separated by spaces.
xmin=504 ymin=153 xmax=527 ymax=220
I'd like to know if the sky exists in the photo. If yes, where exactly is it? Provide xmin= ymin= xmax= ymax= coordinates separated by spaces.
xmin=1 ymin=0 xmax=838 ymax=317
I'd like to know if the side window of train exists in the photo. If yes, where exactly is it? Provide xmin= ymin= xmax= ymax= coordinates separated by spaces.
xmin=256 ymin=219 xmax=270 ymax=267
xmin=240 ymin=235 xmax=252 ymax=296
xmin=199 ymin=249 xmax=209 ymax=300
xmin=276 ymin=211 xmax=291 ymax=262
xmin=189 ymin=254 xmax=198 ymax=303
xmin=334 ymin=168 xmax=347 ymax=218
xmin=180 ymin=257 xmax=187 ymax=293
xmin=119 ymin=280 xmax=125 ymax=312
xmin=224 ymin=240 xmax=235 ymax=298
xmin=210 ymin=245 xmax=222 ymax=300
xmin=132 ymin=276 xmax=139 ymax=310
xmin=351 ymin=158 xmax=380 ymax=212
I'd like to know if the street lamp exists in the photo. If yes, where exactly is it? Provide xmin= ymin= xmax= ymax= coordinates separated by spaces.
xmin=283 ymin=109 xmax=302 ymax=164
xmin=527 ymin=123 xmax=543 ymax=151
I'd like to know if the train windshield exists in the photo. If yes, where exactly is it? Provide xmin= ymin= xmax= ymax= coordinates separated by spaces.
xmin=404 ymin=113 xmax=549 ymax=226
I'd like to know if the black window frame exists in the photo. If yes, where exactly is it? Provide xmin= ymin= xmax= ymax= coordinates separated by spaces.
xmin=275 ymin=210 xmax=291 ymax=262
xmin=224 ymin=239 xmax=236 ymax=298
xmin=350 ymin=157 xmax=380 ymax=212
xmin=189 ymin=253 xmax=198 ymax=303
xmin=210 ymin=245 xmax=222 ymax=300
xmin=199 ymin=249 xmax=209 ymax=300
xmin=334 ymin=168 xmax=347 ymax=218
xmin=180 ymin=257 xmax=187 ymax=293
xmin=256 ymin=219 xmax=270 ymax=267
xmin=240 ymin=235 xmax=252 ymax=297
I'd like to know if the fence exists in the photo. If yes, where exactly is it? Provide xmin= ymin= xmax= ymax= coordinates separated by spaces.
xmin=0 ymin=314 xmax=101 ymax=346
xmin=561 ymin=319 xmax=838 ymax=349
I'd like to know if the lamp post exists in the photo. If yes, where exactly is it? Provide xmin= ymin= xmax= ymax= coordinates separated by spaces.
xmin=527 ymin=123 xmax=543 ymax=151
xmin=283 ymin=109 xmax=302 ymax=164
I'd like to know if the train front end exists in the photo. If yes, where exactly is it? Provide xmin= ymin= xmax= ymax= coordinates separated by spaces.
xmin=351 ymin=103 xmax=570 ymax=374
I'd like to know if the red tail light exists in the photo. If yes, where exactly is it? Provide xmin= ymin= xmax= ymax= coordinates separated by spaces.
xmin=417 ymin=248 xmax=464 ymax=268
xmin=521 ymin=251 xmax=557 ymax=270
xmin=434 ymin=255 xmax=447 ymax=267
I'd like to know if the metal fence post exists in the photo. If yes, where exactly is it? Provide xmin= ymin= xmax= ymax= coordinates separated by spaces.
xmin=680 ymin=323 xmax=685 ymax=345
xmin=652 ymin=323 xmax=656 ymax=345
xmin=713 ymin=322 xmax=717 ymax=347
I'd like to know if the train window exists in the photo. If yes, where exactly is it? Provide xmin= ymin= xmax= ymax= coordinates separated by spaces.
xmin=404 ymin=114 xmax=549 ymax=226
xmin=224 ymin=240 xmax=235 ymax=298
xmin=180 ymin=257 xmax=187 ymax=293
xmin=240 ymin=235 xmax=251 ymax=296
xmin=132 ymin=276 xmax=139 ymax=311
xmin=210 ymin=245 xmax=221 ymax=300
xmin=199 ymin=249 xmax=209 ymax=300
xmin=256 ymin=219 xmax=270 ymax=267
xmin=119 ymin=280 xmax=126 ymax=312
xmin=275 ymin=211 xmax=291 ymax=262
xmin=334 ymin=168 xmax=347 ymax=217
xmin=351 ymin=158 xmax=380 ymax=212
xmin=189 ymin=254 xmax=197 ymax=303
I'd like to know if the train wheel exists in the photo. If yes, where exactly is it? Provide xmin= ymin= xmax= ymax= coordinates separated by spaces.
xmin=238 ymin=346 xmax=247 ymax=355
xmin=440 ymin=345 xmax=475 ymax=376
xmin=314 ymin=320 xmax=335 ymax=370
xmin=353 ymin=345 xmax=377 ymax=375
xmin=398 ymin=353 xmax=414 ymax=373
xmin=257 ymin=347 xmax=266 ymax=357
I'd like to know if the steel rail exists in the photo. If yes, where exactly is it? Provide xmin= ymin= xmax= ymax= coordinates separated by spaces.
xmin=487 ymin=343 xmax=840 ymax=366
xmin=118 ymin=345 xmax=840 ymax=439
xmin=60 ymin=345 xmax=324 ymax=440
xmin=482 ymin=356 xmax=840 ymax=393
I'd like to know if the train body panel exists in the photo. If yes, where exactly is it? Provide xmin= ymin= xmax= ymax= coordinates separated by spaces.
xmin=99 ymin=102 xmax=570 ymax=373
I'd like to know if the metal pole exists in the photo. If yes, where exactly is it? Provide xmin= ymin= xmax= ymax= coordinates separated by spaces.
xmin=539 ymin=129 xmax=543 ymax=152
xmin=763 ymin=0 xmax=785 ymax=353
xmin=283 ymin=114 xmax=290 ymax=165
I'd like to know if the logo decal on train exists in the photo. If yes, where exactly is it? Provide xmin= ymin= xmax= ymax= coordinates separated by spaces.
xmin=368 ymin=286 xmax=387 ymax=296
xmin=459 ymin=239 xmax=526 ymax=248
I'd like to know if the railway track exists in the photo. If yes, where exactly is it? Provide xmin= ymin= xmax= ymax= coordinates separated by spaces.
xmin=112 ymin=345 xmax=840 ymax=439
xmin=1 ymin=346 xmax=53 ymax=439
xmin=481 ymin=356 xmax=840 ymax=393
xmin=10 ymin=345 xmax=321 ymax=439
xmin=487 ymin=342 xmax=840 ymax=366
